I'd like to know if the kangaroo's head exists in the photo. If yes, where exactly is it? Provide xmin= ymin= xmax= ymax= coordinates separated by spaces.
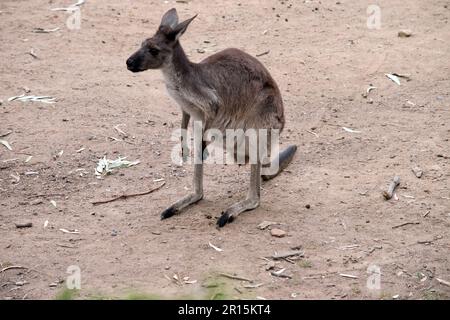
xmin=126 ymin=8 xmax=196 ymax=73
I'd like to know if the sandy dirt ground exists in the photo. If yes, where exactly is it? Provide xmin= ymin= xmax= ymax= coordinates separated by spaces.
xmin=1 ymin=0 xmax=449 ymax=300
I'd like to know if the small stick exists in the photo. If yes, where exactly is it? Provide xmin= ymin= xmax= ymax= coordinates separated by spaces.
xmin=0 ymin=266 xmax=27 ymax=274
xmin=282 ymin=257 xmax=296 ymax=264
xmin=339 ymin=273 xmax=358 ymax=279
xmin=91 ymin=182 xmax=165 ymax=205
xmin=271 ymin=250 xmax=304 ymax=260
xmin=306 ymin=130 xmax=319 ymax=137
xmin=56 ymin=243 xmax=77 ymax=249
xmin=423 ymin=210 xmax=430 ymax=218
xmin=392 ymin=221 xmax=420 ymax=229
xmin=28 ymin=49 xmax=38 ymax=59
xmin=0 ymin=130 xmax=13 ymax=138
xmin=219 ymin=273 xmax=252 ymax=282
xmin=243 ymin=283 xmax=264 ymax=289
xmin=417 ymin=240 xmax=433 ymax=245
xmin=270 ymin=271 xmax=292 ymax=279
xmin=256 ymin=50 xmax=270 ymax=57
xmin=114 ymin=124 xmax=128 ymax=138
xmin=15 ymin=222 xmax=32 ymax=228
xmin=383 ymin=176 xmax=400 ymax=200
xmin=27 ymin=193 xmax=65 ymax=199
xmin=436 ymin=278 xmax=450 ymax=287
xmin=234 ymin=287 xmax=243 ymax=294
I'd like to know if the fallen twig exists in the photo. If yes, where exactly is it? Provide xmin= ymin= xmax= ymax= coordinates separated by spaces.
xmin=306 ymin=130 xmax=319 ymax=137
xmin=28 ymin=49 xmax=38 ymax=59
xmin=283 ymin=257 xmax=296 ymax=264
xmin=114 ymin=124 xmax=128 ymax=138
xmin=417 ymin=240 xmax=433 ymax=245
xmin=339 ymin=273 xmax=358 ymax=279
xmin=383 ymin=176 xmax=400 ymax=200
xmin=0 ymin=130 xmax=12 ymax=138
xmin=338 ymin=244 xmax=360 ymax=250
xmin=59 ymin=228 xmax=80 ymax=234
xmin=219 ymin=273 xmax=252 ymax=282
xmin=256 ymin=50 xmax=270 ymax=57
xmin=271 ymin=250 xmax=304 ymax=260
xmin=27 ymin=193 xmax=65 ymax=199
xmin=32 ymin=27 xmax=60 ymax=33
xmin=0 ymin=266 xmax=28 ymax=274
xmin=362 ymin=85 xmax=377 ymax=98
xmin=15 ymin=222 xmax=32 ymax=228
xmin=91 ymin=182 xmax=165 ymax=205
xmin=367 ymin=246 xmax=382 ymax=255
xmin=243 ymin=283 xmax=264 ymax=289
xmin=436 ymin=278 xmax=450 ymax=287
xmin=56 ymin=243 xmax=77 ymax=249
xmin=3 ymin=158 xmax=18 ymax=163
xmin=392 ymin=221 xmax=420 ymax=229
xmin=208 ymin=242 xmax=223 ymax=252
xmin=270 ymin=269 xmax=292 ymax=279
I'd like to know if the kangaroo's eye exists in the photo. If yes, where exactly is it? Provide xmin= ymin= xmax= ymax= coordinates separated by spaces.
xmin=149 ymin=48 xmax=159 ymax=56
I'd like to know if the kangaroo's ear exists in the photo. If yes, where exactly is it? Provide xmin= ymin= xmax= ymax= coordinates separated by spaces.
xmin=160 ymin=8 xmax=179 ymax=29
xmin=168 ymin=14 xmax=197 ymax=42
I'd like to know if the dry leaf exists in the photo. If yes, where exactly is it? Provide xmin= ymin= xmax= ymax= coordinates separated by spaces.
xmin=59 ymin=228 xmax=80 ymax=234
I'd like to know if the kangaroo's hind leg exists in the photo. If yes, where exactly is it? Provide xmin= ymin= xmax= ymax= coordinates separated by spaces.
xmin=161 ymin=129 xmax=204 ymax=219
xmin=217 ymin=161 xmax=261 ymax=227
xmin=160 ymin=163 xmax=203 ymax=219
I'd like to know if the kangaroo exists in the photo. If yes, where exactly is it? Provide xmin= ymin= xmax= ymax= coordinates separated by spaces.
xmin=126 ymin=8 xmax=297 ymax=227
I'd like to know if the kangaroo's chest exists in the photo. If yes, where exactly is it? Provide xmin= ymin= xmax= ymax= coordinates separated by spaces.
xmin=165 ymin=85 xmax=203 ymax=119
xmin=162 ymin=67 xmax=221 ymax=124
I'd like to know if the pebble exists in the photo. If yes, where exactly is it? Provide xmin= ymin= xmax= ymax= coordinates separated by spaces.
xmin=270 ymin=228 xmax=287 ymax=238
xmin=30 ymin=199 xmax=43 ymax=205
xmin=412 ymin=166 xmax=423 ymax=178
xmin=398 ymin=29 xmax=413 ymax=37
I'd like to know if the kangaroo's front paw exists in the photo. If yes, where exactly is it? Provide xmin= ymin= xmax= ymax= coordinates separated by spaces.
xmin=216 ymin=211 xmax=235 ymax=228
xmin=161 ymin=206 xmax=178 ymax=220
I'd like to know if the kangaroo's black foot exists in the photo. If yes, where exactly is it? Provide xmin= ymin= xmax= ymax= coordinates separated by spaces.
xmin=216 ymin=212 xmax=235 ymax=228
xmin=160 ymin=206 xmax=178 ymax=220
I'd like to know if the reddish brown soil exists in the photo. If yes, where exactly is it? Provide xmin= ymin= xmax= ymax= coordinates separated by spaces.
xmin=1 ymin=0 xmax=449 ymax=299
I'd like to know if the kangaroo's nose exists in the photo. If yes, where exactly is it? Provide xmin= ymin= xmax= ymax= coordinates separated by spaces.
xmin=126 ymin=58 xmax=134 ymax=68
